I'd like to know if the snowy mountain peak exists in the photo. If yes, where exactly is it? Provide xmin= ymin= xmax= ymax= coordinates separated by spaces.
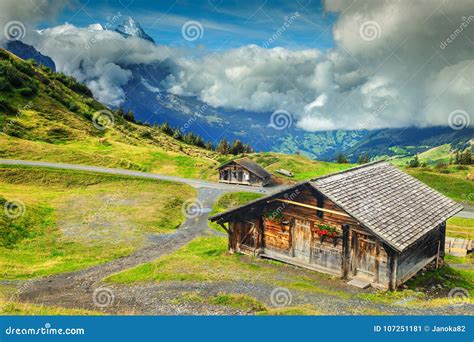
xmin=88 ymin=23 xmax=105 ymax=31
xmin=115 ymin=17 xmax=154 ymax=43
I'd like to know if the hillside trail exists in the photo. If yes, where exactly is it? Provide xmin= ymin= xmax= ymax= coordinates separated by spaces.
xmin=15 ymin=187 xmax=226 ymax=312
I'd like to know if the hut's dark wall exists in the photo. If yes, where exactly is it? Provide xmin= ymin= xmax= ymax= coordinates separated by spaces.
xmin=396 ymin=226 xmax=443 ymax=286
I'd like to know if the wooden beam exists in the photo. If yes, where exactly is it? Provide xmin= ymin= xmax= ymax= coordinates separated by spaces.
xmin=268 ymin=199 xmax=351 ymax=218
xmin=342 ymin=224 xmax=350 ymax=279
xmin=218 ymin=221 xmax=229 ymax=234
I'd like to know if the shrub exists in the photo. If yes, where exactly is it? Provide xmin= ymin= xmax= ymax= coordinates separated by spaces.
xmin=17 ymin=87 xmax=35 ymax=97
xmin=0 ymin=97 xmax=17 ymax=114
xmin=0 ymin=77 xmax=11 ymax=91
xmin=141 ymin=131 xmax=153 ymax=139
xmin=68 ymin=101 xmax=79 ymax=112
xmin=13 ymin=59 xmax=35 ymax=77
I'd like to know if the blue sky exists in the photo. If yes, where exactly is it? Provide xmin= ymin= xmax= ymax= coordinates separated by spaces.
xmin=53 ymin=0 xmax=336 ymax=51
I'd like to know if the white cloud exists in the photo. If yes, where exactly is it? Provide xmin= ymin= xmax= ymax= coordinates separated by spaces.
xmin=28 ymin=23 xmax=174 ymax=106
xmin=0 ymin=0 xmax=70 ymax=44
xmin=161 ymin=0 xmax=474 ymax=130
xmin=2 ymin=0 xmax=472 ymax=130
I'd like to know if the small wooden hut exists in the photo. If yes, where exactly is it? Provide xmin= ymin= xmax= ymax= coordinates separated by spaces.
xmin=210 ymin=161 xmax=463 ymax=289
xmin=218 ymin=158 xmax=271 ymax=187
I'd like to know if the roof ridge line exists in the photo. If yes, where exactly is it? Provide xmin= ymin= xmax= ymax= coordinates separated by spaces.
xmin=310 ymin=160 xmax=388 ymax=182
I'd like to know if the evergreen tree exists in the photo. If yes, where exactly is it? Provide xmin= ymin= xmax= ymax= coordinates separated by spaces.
xmin=336 ymin=153 xmax=348 ymax=164
xmin=116 ymin=105 xmax=125 ymax=117
xmin=408 ymin=155 xmax=420 ymax=168
xmin=243 ymin=144 xmax=253 ymax=154
xmin=172 ymin=128 xmax=182 ymax=141
xmin=217 ymin=138 xmax=231 ymax=155
xmin=462 ymin=149 xmax=472 ymax=165
xmin=160 ymin=122 xmax=173 ymax=135
xmin=232 ymin=139 xmax=245 ymax=155
xmin=123 ymin=110 xmax=135 ymax=123
xmin=357 ymin=153 xmax=370 ymax=164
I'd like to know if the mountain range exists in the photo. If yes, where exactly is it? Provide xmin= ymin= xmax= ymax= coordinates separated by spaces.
xmin=6 ymin=17 xmax=472 ymax=162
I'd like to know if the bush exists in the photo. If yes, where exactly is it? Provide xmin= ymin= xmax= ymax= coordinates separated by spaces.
xmin=68 ymin=101 xmax=79 ymax=112
xmin=17 ymin=87 xmax=35 ymax=97
xmin=0 ymin=97 xmax=17 ymax=114
xmin=435 ymin=161 xmax=448 ymax=169
xmin=141 ymin=131 xmax=153 ymax=139
xmin=13 ymin=59 xmax=35 ymax=77
xmin=0 ymin=76 xmax=12 ymax=91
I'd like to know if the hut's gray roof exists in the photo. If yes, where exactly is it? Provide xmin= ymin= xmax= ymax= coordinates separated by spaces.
xmin=210 ymin=161 xmax=463 ymax=252
xmin=310 ymin=161 xmax=463 ymax=251
xmin=218 ymin=158 xmax=271 ymax=179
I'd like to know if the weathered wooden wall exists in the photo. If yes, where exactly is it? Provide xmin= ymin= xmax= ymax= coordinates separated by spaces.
xmin=396 ymin=226 xmax=442 ymax=285
xmin=227 ymin=186 xmax=400 ymax=288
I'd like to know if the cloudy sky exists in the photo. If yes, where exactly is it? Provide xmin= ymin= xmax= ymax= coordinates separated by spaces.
xmin=0 ymin=0 xmax=472 ymax=131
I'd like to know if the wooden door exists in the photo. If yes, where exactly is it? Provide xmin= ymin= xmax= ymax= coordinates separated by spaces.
xmin=352 ymin=232 xmax=376 ymax=281
xmin=293 ymin=219 xmax=311 ymax=262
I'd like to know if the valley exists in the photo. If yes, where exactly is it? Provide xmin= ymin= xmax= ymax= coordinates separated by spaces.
xmin=0 ymin=47 xmax=472 ymax=316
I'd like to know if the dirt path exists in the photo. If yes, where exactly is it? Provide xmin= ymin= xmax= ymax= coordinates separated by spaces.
xmin=15 ymin=187 xmax=225 ymax=313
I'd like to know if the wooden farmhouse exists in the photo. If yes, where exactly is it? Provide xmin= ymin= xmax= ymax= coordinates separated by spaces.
xmin=210 ymin=161 xmax=463 ymax=289
xmin=218 ymin=158 xmax=271 ymax=187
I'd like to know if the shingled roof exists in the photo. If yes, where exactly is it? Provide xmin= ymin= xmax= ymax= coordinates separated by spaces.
xmin=210 ymin=161 xmax=463 ymax=252
xmin=218 ymin=158 xmax=271 ymax=179
xmin=310 ymin=161 xmax=463 ymax=251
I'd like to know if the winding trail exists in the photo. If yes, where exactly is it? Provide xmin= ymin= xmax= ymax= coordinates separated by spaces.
xmin=16 ymin=187 xmax=228 ymax=313
xmin=0 ymin=159 xmax=281 ymax=193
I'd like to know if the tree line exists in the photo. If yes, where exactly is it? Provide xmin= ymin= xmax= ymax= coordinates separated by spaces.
xmin=116 ymin=106 xmax=254 ymax=154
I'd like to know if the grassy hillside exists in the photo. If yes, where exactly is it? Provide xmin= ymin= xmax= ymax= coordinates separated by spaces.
xmin=390 ymin=141 xmax=473 ymax=167
xmin=0 ymin=48 xmax=219 ymax=180
xmin=243 ymin=152 xmax=353 ymax=181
